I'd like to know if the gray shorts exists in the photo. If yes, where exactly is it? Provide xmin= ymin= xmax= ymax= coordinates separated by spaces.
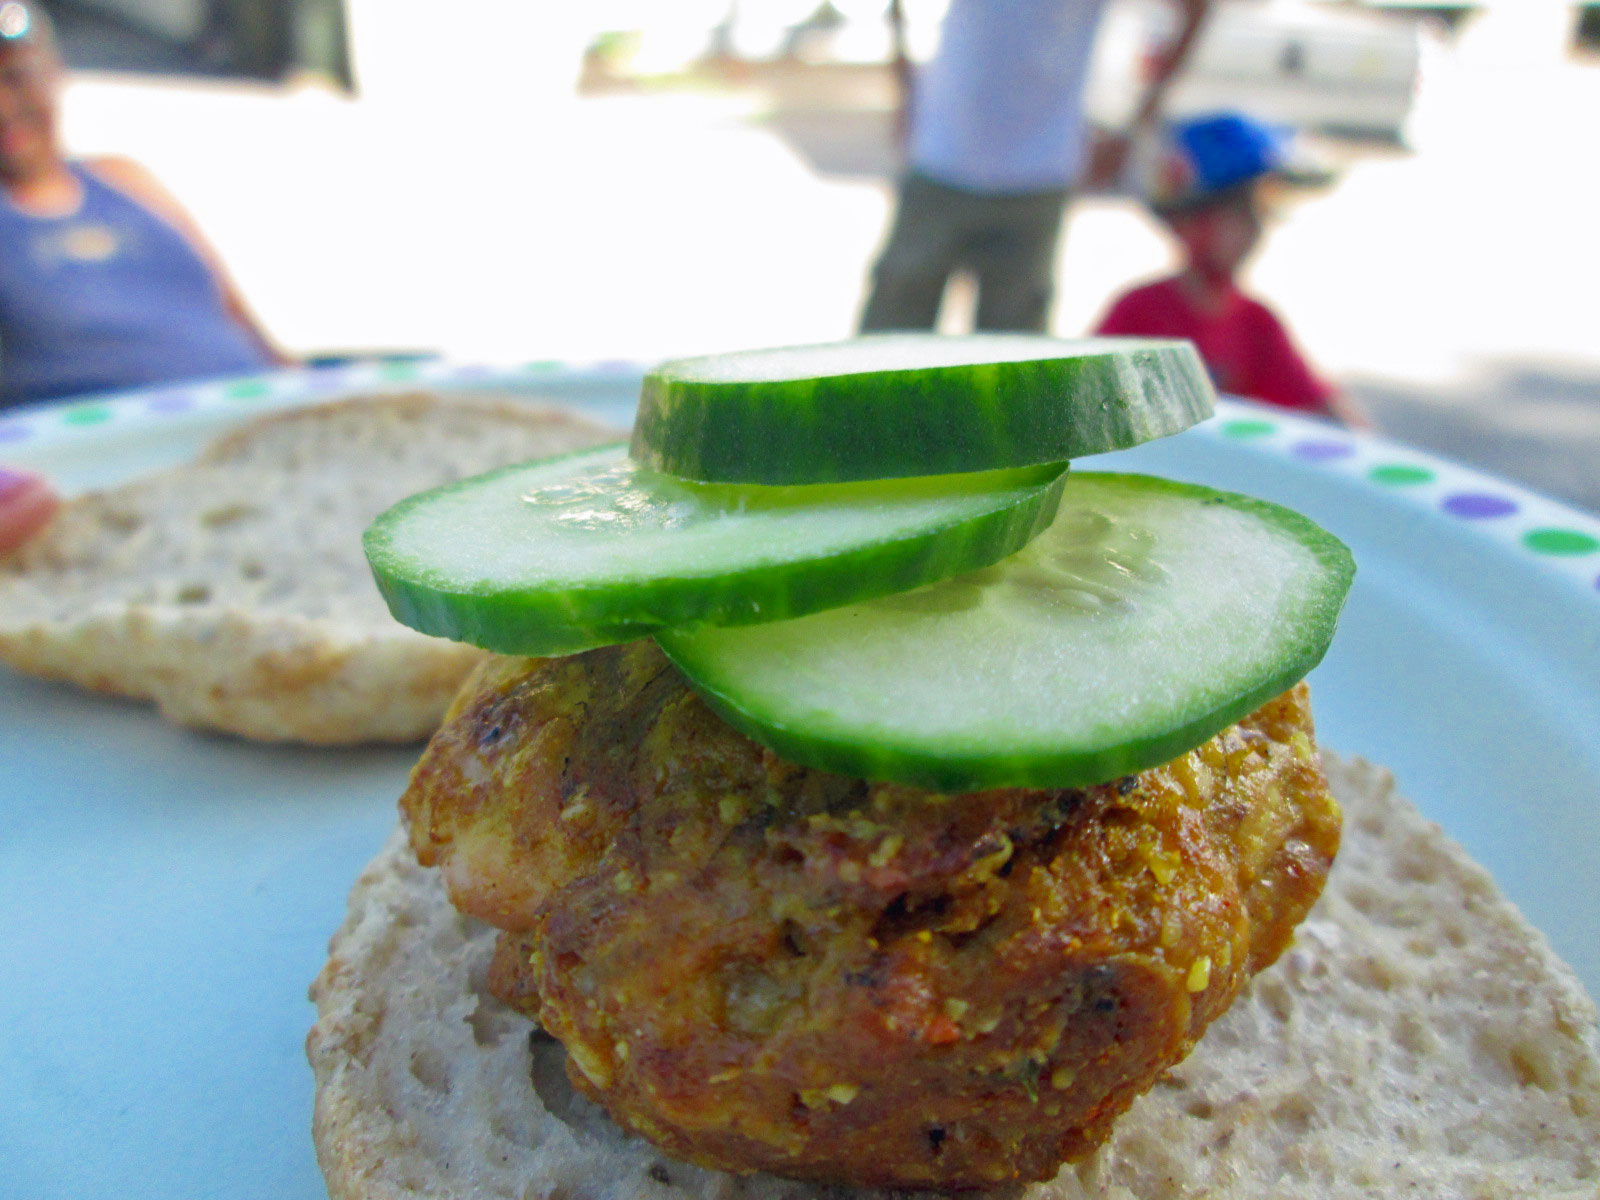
xmin=859 ymin=171 xmax=1071 ymax=334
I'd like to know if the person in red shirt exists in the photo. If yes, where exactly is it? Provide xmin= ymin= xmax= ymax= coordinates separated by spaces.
xmin=1096 ymin=113 xmax=1365 ymax=425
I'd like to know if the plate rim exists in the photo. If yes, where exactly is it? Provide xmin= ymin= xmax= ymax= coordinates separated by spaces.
xmin=4 ymin=362 xmax=1597 ymax=600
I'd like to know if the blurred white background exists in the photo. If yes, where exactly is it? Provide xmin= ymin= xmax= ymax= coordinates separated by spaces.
xmin=50 ymin=0 xmax=1600 ymax=509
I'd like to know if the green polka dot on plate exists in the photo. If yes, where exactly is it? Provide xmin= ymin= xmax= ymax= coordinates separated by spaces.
xmin=1523 ymin=528 xmax=1600 ymax=556
xmin=1369 ymin=464 xmax=1435 ymax=486
xmin=61 ymin=405 xmax=112 ymax=426
xmin=1221 ymin=419 xmax=1276 ymax=439
xmin=224 ymin=379 xmax=272 ymax=400
xmin=378 ymin=361 xmax=421 ymax=381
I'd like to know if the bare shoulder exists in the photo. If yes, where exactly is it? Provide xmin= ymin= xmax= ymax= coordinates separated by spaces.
xmin=83 ymin=154 xmax=162 ymax=192
xmin=82 ymin=155 xmax=189 ymax=221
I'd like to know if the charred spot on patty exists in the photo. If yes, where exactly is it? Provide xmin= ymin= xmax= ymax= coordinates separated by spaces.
xmin=401 ymin=641 xmax=1341 ymax=1190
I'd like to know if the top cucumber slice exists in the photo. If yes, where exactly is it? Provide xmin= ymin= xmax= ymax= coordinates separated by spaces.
xmin=657 ymin=473 xmax=1354 ymax=792
xmin=364 ymin=444 xmax=1068 ymax=657
xmin=630 ymin=335 xmax=1214 ymax=484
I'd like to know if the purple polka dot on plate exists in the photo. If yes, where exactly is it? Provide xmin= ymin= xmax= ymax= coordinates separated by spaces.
xmin=144 ymin=392 xmax=196 ymax=415
xmin=1442 ymin=492 xmax=1519 ymax=519
xmin=0 ymin=420 xmax=31 ymax=443
xmin=1291 ymin=439 xmax=1355 ymax=462
xmin=302 ymin=370 xmax=355 ymax=392
xmin=449 ymin=363 xmax=495 ymax=380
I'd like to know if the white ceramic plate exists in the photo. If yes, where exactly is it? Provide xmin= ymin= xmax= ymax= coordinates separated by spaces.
xmin=2 ymin=365 xmax=1597 ymax=1199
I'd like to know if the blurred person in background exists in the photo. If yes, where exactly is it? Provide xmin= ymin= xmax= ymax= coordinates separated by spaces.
xmin=1095 ymin=112 xmax=1365 ymax=426
xmin=0 ymin=0 xmax=285 ymax=414
xmin=859 ymin=0 xmax=1210 ymax=334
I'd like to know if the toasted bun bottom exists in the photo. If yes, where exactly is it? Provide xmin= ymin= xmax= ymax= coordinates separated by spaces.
xmin=0 ymin=393 xmax=617 ymax=743
xmin=307 ymin=755 xmax=1600 ymax=1199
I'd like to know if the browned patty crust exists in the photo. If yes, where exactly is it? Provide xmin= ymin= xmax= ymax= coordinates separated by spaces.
xmin=402 ymin=642 xmax=1341 ymax=1190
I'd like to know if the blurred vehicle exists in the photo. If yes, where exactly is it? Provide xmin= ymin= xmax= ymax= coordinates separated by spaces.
xmin=46 ymin=0 xmax=351 ymax=85
xmin=1087 ymin=0 xmax=1424 ymax=142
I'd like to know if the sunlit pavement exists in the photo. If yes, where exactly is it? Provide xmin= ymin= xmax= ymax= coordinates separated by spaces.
xmin=55 ymin=28 xmax=1600 ymax=512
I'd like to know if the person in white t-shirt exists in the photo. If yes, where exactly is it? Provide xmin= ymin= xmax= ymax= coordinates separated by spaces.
xmin=860 ymin=0 xmax=1210 ymax=333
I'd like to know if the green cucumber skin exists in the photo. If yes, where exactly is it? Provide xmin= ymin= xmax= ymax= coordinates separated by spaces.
xmin=631 ymin=339 xmax=1215 ymax=484
xmin=658 ymin=473 xmax=1355 ymax=792
xmin=662 ymin=624 xmax=1331 ymax=793
xmin=364 ymin=457 xmax=1070 ymax=658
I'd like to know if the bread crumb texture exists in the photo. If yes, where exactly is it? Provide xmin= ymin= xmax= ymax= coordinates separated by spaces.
xmin=306 ymin=755 xmax=1600 ymax=1199
xmin=0 ymin=393 xmax=616 ymax=743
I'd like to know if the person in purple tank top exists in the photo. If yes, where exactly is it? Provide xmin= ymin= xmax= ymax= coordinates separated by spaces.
xmin=0 ymin=1 xmax=286 ymax=550
xmin=0 ymin=2 xmax=285 ymax=412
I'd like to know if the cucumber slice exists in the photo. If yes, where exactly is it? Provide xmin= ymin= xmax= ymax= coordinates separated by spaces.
xmin=364 ymin=444 xmax=1068 ymax=656
xmin=658 ymin=473 xmax=1354 ymax=791
xmin=631 ymin=335 xmax=1213 ymax=484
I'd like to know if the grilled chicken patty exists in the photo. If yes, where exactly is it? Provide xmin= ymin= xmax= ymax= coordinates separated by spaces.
xmin=402 ymin=642 xmax=1340 ymax=1190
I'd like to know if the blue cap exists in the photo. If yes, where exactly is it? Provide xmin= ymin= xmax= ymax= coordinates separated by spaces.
xmin=1147 ymin=112 xmax=1292 ymax=210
